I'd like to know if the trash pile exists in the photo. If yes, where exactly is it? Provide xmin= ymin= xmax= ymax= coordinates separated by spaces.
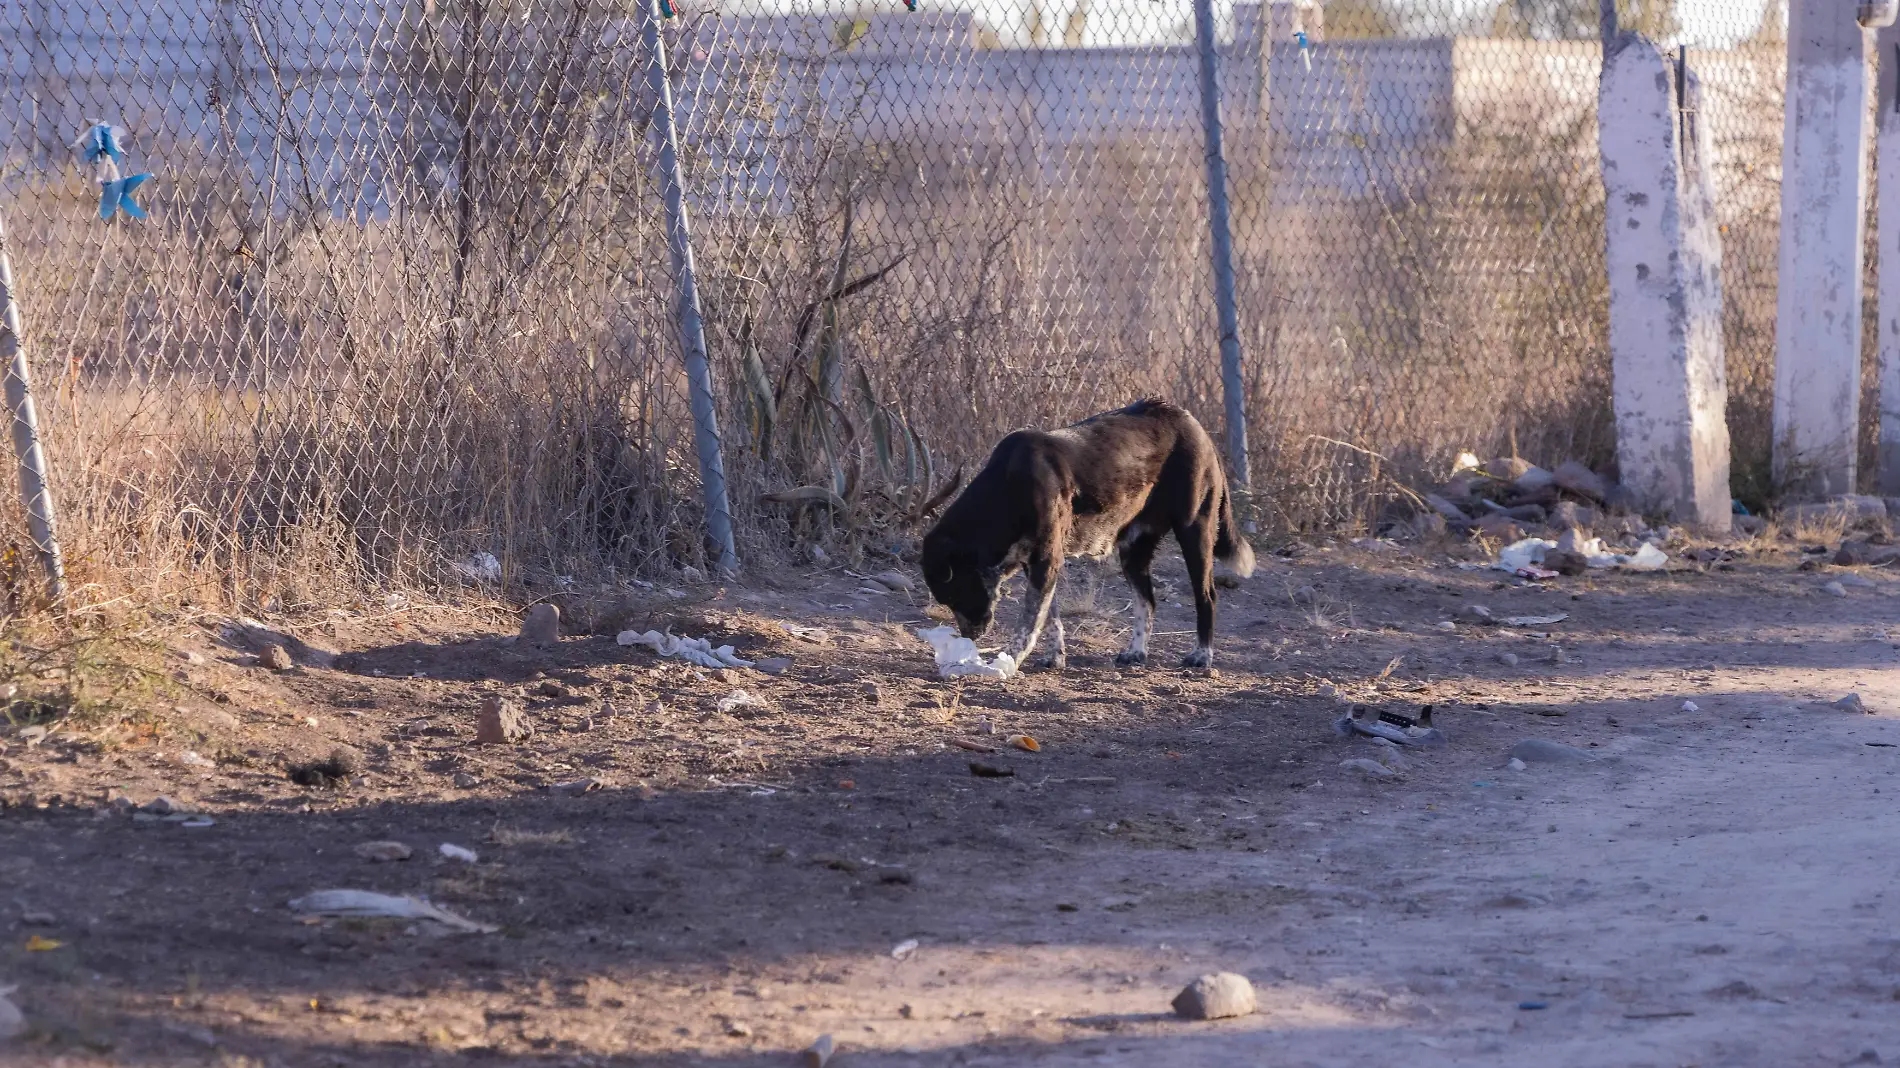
xmin=915 ymin=626 xmax=1017 ymax=680
xmin=1410 ymin=453 xmax=1688 ymax=573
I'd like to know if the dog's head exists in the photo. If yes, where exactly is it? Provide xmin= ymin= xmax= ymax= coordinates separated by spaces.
xmin=921 ymin=532 xmax=1003 ymax=640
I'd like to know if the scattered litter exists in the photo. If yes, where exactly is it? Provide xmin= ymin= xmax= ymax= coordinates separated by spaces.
xmin=354 ymin=840 xmax=412 ymax=863
xmin=1823 ymin=581 xmax=1850 ymax=598
xmin=754 ymin=657 xmax=793 ymax=676
xmin=0 ymin=984 xmax=21 ymax=1041
xmin=1682 ymin=700 xmax=1700 ymax=713
xmin=891 ymin=938 xmax=920 ymax=960
xmin=1508 ymin=757 xmax=1528 ymax=771
xmin=1834 ymin=693 xmax=1869 ymax=714
xmin=178 ymin=815 xmax=218 ymax=829
xmin=1008 ymin=734 xmax=1041 ymax=752
xmin=1172 ymin=972 xmax=1257 ymax=1020
xmin=288 ymin=890 xmax=496 ymax=934
xmin=450 ymin=552 xmax=502 ymax=582
xmin=551 ymin=777 xmax=605 ymax=795
xmin=617 ymin=630 xmax=754 ymax=670
xmin=1492 ymin=537 xmax=1667 ymax=574
xmin=716 ymin=690 xmax=764 ymax=714
xmin=177 ymin=750 xmax=214 ymax=768
xmin=968 ymin=760 xmax=1015 ymax=778
xmin=800 ymin=1034 xmax=837 ymax=1068
xmin=1502 ymin=614 xmax=1569 ymax=627
xmin=23 ymin=936 xmax=61 ymax=952
xmin=1333 ymin=705 xmax=1446 ymax=746
xmin=1434 ymin=620 xmax=1456 ymax=632
xmin=439 ymin=843 xmax=478 ymax=864
xmin=950 ymin=738 xmax=1000 ymax=753
xmin=916 ymin=626 xmax=1017 ymax=680
xmin=1518 ymin=1001 xmax=1549 ymax=1011
xmin=780 ymin=622 xmax=830 ymax=643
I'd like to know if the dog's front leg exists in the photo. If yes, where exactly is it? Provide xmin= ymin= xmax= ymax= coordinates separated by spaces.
xmin=1006 ymin=556 xmax=1061 ymax=669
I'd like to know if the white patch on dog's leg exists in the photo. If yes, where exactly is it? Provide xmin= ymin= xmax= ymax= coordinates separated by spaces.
xmin=1032 ymin=605 xmax=1067 ymax=670
xmin=1008 ymin=579 xmax=1058 ymax=666
xmin=1182 ymin=643 xmax=1213 ymax=669
xmin=1117 ymin=599 xmax=1152 ymax=666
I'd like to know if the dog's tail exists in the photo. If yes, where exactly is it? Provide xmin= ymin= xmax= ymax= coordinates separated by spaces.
xmin=1213 ymin=482 xmax=1256 ymax=579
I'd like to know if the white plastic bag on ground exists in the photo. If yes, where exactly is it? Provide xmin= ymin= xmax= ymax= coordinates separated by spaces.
xmin=915 ymin=626 xmax=1017 ymax=679
xmin=1494 ymin=538 xmax=1556 ymax=571
xmin=1492 ymin=536 xmax=1667 ymax=572
xmin=616 ymin=630 xmax=754 ymax=670
xmin=1624 ymin=542 xmax=1669 ymax=570
xmin=288 ymin=889 xmax=496 ymax=933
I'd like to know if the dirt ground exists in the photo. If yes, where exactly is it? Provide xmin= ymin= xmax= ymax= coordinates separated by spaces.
xmin=4 ymin=532 xmax=1900 ymax=1067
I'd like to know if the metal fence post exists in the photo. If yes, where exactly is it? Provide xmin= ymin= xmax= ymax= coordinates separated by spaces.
xmin=640 ymin=0 xmax=739 ymax=574
xmin=0 ymin=212 xmax=66 ymax=600
xmin=1191 ymin=0 xmax=1251 ymax=495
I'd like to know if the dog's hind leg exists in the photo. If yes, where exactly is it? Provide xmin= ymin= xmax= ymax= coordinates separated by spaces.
xmin=1176 ymin=515 xmax=1219 ymax=669
xmin=1114 ymin=527 xmax=1161 ymax=667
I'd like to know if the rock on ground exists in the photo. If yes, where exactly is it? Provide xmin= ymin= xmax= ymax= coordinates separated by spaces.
xmin=476 ymin=696 xmax=532 ymax=744
xmin=1172 ymin=972 xmax=1257 ymax=1020
xmin=1510 ymin=738 xmax=1596 ymax=764
xmin=519 ymin=604 xmax=561 ymax=647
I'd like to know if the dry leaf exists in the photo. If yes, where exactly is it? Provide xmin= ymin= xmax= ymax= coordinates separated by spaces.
xmin=1008 ymin=734 xmax=1041 ymax=752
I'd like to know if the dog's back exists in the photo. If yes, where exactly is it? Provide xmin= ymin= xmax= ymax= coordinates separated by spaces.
xmin=922 ymin=399 xmax=1252 ymax=669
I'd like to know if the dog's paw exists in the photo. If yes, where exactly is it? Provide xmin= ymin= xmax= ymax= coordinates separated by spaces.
xmin=1028 ymin=653 xmax=1067 ymax=672
xmin=1114 ymin=649 xmax=1148 ymax=668
xmin=1180 ymin=647 xmax=1213 ymax=669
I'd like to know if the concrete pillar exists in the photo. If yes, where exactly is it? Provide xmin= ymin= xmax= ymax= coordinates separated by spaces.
xmin=1874 ymin=13 xmax=1900 ymax=492
xmin=1773 ymin=0 xmax=1874 ymax=497
xmin=1599 ymin=35 xmax=1732 ymax=533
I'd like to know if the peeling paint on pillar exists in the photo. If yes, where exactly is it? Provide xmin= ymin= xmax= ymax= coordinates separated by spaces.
xmin=1599 ymin=34 xmax=1732 ymax=533
xmin=1774 ymin=0 xmax=1873 ymax=497
xmin=1875 ymin=16 xmax=1900 ymax=492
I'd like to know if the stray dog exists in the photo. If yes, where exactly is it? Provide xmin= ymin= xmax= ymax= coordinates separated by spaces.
xmin=920 ymin=398 xmax=1255 ymax=670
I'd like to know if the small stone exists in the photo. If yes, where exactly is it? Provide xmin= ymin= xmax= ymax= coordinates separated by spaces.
xmin=258 ymin=644 xmax=293 ymax=671
xmin=177 ymin=649 xmax=206 ymax=666
xmin=1498 ymin=652 xmax=1520 ymax=668
xmin=1834 ymin=693 xmax=1868 ymax=714
xmin=1512 ymin=465 xmax=1555 ymax=494
xmin=800 ymin=1034 xmax=837 ymax=1068
xmin=452 ymin=771 xmax=480 ymax=789
xmin=20 ymin=909 xmax=55 ymax=925
xmin=862 ymin=681 xmax=883 ymax=704
xmin=1552 ymin=460 xmax=1607 ymax=501
xmin=1682 ymin=700 xmax=1700 ymax=712
xmin=0 ymin=986 xmax=22 ymax=1041
xmin=754 ymin=657 xmax=793 ymax=676
xmin=1434 ymin=620 xmax=1456 ymax=633
xmin=1292 ymin=585 xmax=1318 ymax=606
xmin=353 ymin=840 xmax=413 ymax=862
xmin=1542 ymin=549 xmax=1589 ymax=576
xmin=1424 ymin=494 xmax=1470 ymax=522
xmin=551 ymin=777 xmax=605 ymax=795
xmin=1823 ymin=581 xmax=1850 ymax=598
xmin=1171 ymin=972 xmax=1257 ymax=1020
xmin=519 ymin=604 xmax=561 ymax=647
xmin=1547 ymin=500 xmax=1596 ymax=531
xmin=475 ymin=695 xmax=531 ymax=744
xmin=1340 ymin=757 xmax=1398 ymax=780
xmin=1838 ymin=572 xmax=1880 ymax=589
xmin=141 ymin=796 xmax=188 ymax=816
xmin=537 ymin=679 xmax=571 ymax=699
xmin=1474 ymin=515 xmax=1525 ymax=542
xmin=1509 ymin=738 xmax=1596 ymax=764
xmin=1508 ymin=757 xmax=1528 ymax=771
xmin=1456 ymin=604 xmax=1496 ymax=626
xmin=724 ymin=1019 xmax=752 ymax=1038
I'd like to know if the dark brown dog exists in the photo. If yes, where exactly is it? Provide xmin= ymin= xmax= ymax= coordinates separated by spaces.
xmin=920 ymin=398 xmax=1254 ymax=669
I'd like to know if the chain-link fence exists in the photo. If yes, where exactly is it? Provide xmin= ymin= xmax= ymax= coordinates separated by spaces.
xmin=0 ymin=0 xmax=1789 ymax=603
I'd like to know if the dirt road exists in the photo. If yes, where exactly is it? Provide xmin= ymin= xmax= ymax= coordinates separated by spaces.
xmin=2 ymin=538 xmax=1898 ymax=1067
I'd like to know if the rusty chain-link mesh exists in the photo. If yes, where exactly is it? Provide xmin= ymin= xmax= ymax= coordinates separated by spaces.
xmin=0 ymin=0 xmax=1787 ymax=601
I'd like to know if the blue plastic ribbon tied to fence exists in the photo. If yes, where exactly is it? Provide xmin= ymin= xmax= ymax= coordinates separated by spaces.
xmin=73 ymin=123 xmax=152 ymax=221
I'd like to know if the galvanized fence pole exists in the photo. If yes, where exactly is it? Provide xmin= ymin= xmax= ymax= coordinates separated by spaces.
xmin=0 ymin=211 xmax=67 ymax=600
xmin=641 ymin=0 xmax=740 ymax=574
xmin=1191 ymin=0 xmax=1251 ymax=496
